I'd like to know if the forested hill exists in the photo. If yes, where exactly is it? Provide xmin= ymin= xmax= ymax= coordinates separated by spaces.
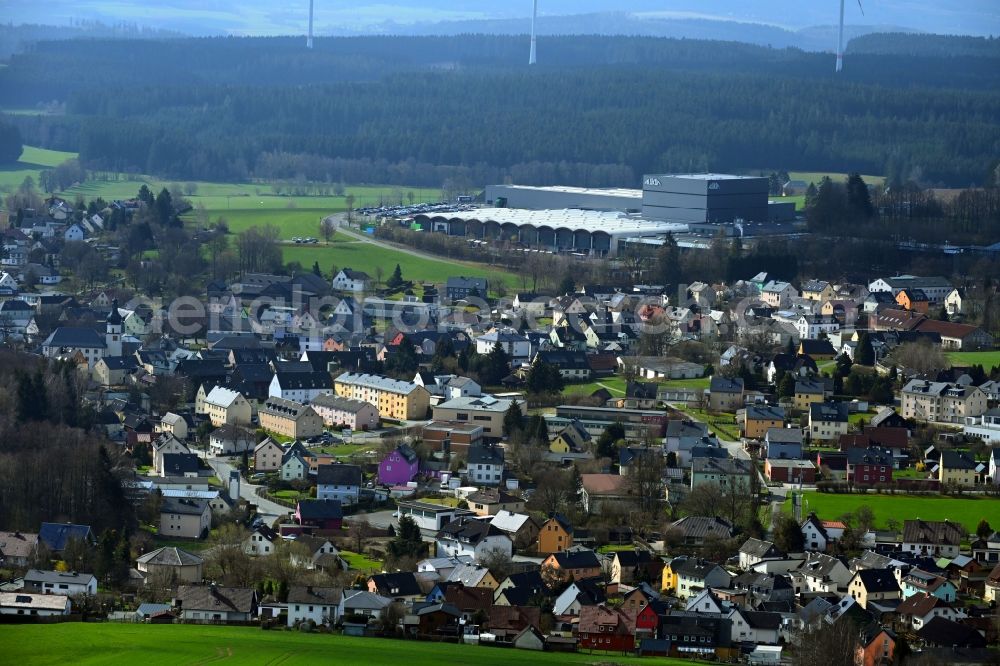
xmin=847 ymin=32 xmax=1000 ymax=58
xmin=3 ymin=34 xmax=999 ymax=188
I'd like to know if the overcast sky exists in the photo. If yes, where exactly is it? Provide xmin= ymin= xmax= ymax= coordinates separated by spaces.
xmin=2 ymin=1 xmax=997 ymax=36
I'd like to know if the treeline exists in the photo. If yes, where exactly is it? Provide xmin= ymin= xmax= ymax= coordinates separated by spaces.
xmin=848 ymin=32 xmax=1000 ymax=58
xmin=0 ymin=353 xmax=134 ymax=533
xmin=9 ymin=64 xmax=999 ymax=187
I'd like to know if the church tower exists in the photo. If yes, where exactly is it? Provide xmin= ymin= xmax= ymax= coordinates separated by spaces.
xmin=106 ymin=298 xmax=123 ymax=357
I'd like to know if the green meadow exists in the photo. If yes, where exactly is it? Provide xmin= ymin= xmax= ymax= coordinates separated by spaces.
xmin=0 ymin=623 xmax=696 ymax=666
xmin=786 ymin=492 xmax=1000 ymax=533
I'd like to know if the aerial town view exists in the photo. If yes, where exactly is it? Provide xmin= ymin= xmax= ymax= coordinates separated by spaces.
xmin=0 ymin=1 xmax=998 ymax=664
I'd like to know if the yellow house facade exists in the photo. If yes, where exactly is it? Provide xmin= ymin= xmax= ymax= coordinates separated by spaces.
xmin=333 ymin=372 xmax=430 ymax=422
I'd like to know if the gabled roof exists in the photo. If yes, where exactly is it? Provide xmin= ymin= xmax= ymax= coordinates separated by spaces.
xmin=740 ymin=538 xmax=783 ymax=559
xmin=175 ymin=585 xmax=256 ymax=613
xmin=903 ymin=520 xmax=964 ymax=546
xmin=437 ymin=517 xmax=506 ymax=547
xmin=296 ymin=499 xmax=343 ymax=521
xmin=316 ymin=464 xmax=362 ymax=487
xmin=136 ymin=546 xmax=203 ymax=567
xmin=853 ymin=568 xmax=900 ymax=594
xmin=548 ymin=549 xmax=601 ymax=570
xmin=668 ymin=516 xmax=734 ymax=540
xmin=369 ymin=572 xmax=422 ymax=597
xmin=286 ymin=586 xmax=341 ymax=605
xmin=38 ymin=523 xmax=93 ymax=551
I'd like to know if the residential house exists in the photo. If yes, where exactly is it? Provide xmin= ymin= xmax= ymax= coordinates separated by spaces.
xmin=309 ymin=393 xmax=379 ymax=431
xmin=0 ymin=531 xmax=38 ymax=567
xmin=795 ymin=314 xmax=840 ymax=341
xmin=794 ymin=553 xmax=852 ymax=594
xmin=743 ymin=405 xmax=786 ymax=439
xmin=334 ymin=372 xmax=430 ymax=421
xmin=268 ymin=372 xmax=331 ymax=403
xmin=848 ymin=569 xmax=901 ymax=609
xmin=287 ymin=586 xmax=341 ymax=627
xmin=209 ymin=424 xmax=256 ymax=456
xmin=801 ymin=280 xmax=835 ymax=302
xmin=259 ymin=397 xmax=324 ymax=439
xmin=24 ymin=570 xmax=97 ymax=596
xmin=809 ymin=401 xmax=849 ymax=442
xmin=331 ymin=268 xmax=371 ymax=292
xmin=421 ymin=421 xmax=484 ymax=456
xmin=316 ymin=464 xmax=363 ymax=505
xmin=665 ymin=516 xmax=735 ymax=550
xmin=913 ymin=319 xmax=994 ymax=351
xmin=901 ymin=569 xmax=957 ymax=602
xmin=857 ymin=625 xmax=897 ymax=666
xmin=159 ymin=498 xmax=211 ymax=539
xmin=690 ymin=457 xmax=752 ymax=492
xmin=548 ymin=420 xmax=592 ymax=455
xmin=739 ymin=539 xmax=785 ymax=570
xmin=294 ymin=499 xmax=344 ymax=530
xmin=793 ymin=377 xmax=833 ymax=411
xmin=761 ymin=280 xmax=798 ymax=308
xmin=244 ymin=525 xmax=279 ymax=556
xmin=901 ymin=380 xmax=987 ymax=423
xmin=895 ymin=592 xmax=967 ymax=631
xmin=938 ymin=450 xmax=978 ymax=486
xmin=465 ymin=489 xmax=524 ymax=517
xmin=367 ymin=572 xmax=424 ymax=603
xmin=378 ymin=444 xmax=420 ymax=486
xmin=538 ymin=515 xmax=575 ymax=555
xmin=466 ymin=444 xmax=505 ymax=486
xmin=37 ymin=523 xmax=94 ymax=553
xmin=202 ymin=386 xmax=253 ymax=427
xmin=902 ymin=520 xmax=964 ymax=558
xmin=435 ymin=516 xmax=512 ymax=564
xmin=174 ymin=585 xmax=258 ymax=622
xmin=672 ymin=557 xmax=732 ymax=601
xmin=764 ymin=427 xmax=803 ymax=459
xmin=577 ymin=604 xmax=634 ymax=653
xmin=340 ymin=590 xmax=391 ymax=620
xmin=475 ymin=327 xmax=533 ymax=362
xmin=800 ymin=514 xmax=845 ymax=552
xmin=542 ymin=549 xmax=602 ymax=584
xmin=728 ymin=608 xmax=782 ymax=645
xmin=446 ymin=276 xmax=488 ymax=301
xmin=253 ymin=437 xmax=284 ymax=472
xmin=611 ymin=549 xmax=663 ymax=585
xmin=708 ymin=376 xmax=744 ymax=412
xmin=944 ymin=288 xmax=964 ymax=316
xmin=136 ymin=547 xmax=204 ymax=584
xmin=580 ymin=473 xmax=631 ymax=514
xmin=488 ymin=510 xmax=539 ymax=550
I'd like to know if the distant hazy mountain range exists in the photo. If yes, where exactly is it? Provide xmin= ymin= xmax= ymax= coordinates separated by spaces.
xmin=0 ymin=0 xmax=996 ymax=43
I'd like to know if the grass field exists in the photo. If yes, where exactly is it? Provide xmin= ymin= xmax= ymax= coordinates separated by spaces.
xmin=339 ymin=550 xmax=383 ymax=572
xmin=788 ymin=492 xmax=1000 ymax=532
xmin=0 ymin=145 xmax=77 ymax=190
xmin=0 ymin=624 xmax=701 ymax=665
xmin=788 ymin=171 xmax=883 ymax=185
xmin=563 ymin=376 xmax=710 ymax=398
xmin=948 ymin=351 xmax=1000 ymax=369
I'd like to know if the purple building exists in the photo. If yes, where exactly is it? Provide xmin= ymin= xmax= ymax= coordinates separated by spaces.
xmin=378 ymin=444 xmax=420 ymax=486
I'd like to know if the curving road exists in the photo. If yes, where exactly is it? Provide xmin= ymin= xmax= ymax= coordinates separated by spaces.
xmin=205 ymin=456 xmax=291 ymax=525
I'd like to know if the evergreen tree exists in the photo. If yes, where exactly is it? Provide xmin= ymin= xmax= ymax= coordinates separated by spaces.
xmin=935 ymin=305 xmax=949 ymax=321
xmin=526 ymin=360 xmax=565 ymax=395
xmin=386 ymin=263 xmax=404 ymax=288
xmin=0 ymin=119 xmax=24 ymax=164
xmin=481 ymin=343 xmax=511 ymax=385
xmin=655 ymin=232 xmax=681 ymax=287
xmin=154 ymin=187 xmax=174 ymax=226
xmin=856 ymin=332 xmax=875 ymax=366
xmin=312 ymin=261 xmax=322 ymax=277
xmin=503 ymin=400 xmax=525 ymax=436
xmin=778 ymin=373 xmax=796 ymax=399
xmin=385 ymin=337 xmax=419 ymax=376
xmin=976 ymin=519 xmax=993 ymax=540
xmin=558 ymin=272 xmax=576 ymax=296
xmin=845 ymin=172 xmax=874 ymax=219
xmin=596 ymin=422 xmax=625 ymax=459
xmin=137 ymin=184 xmax=154 ymax=206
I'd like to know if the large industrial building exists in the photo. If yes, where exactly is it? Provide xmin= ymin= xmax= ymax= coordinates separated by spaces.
xmin=416 ymin=173 xmax=797 ymax=257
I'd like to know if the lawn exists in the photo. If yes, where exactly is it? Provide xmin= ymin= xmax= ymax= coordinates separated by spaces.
xmin=0 ymin=624 xmax=702 ymax=666
xmin=947 ymin=351 xmax=1000 ymax=369
xmin=563 ymin=376 xmax=710 ymax=398
xmin=339 ymin=549 xmax=384 ymax=572
xmin=787 ymin=492 xmax=1000 ymax=533
xmin=788 ymin=171 xmax=883 ymax=185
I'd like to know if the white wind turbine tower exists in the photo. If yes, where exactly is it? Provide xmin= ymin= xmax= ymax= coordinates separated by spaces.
xmin=529 ymin=0 xmax=538 ymax=65
xmin=836 ymin=0 xmax=865 ymax=72
xmin=307 ymin=0 xmax=315 ymax=49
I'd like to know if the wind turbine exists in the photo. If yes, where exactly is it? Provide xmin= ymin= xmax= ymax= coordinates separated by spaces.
xmin=529 ymin=0 xmax=538 ymax=65
xmin=307 ymin=0 xmax=315 ymax=49
xmin=835 ymin=0 xmax=864 ymax=72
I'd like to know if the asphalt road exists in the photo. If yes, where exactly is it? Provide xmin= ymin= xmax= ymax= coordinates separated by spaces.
xmin=205 ymin=456 xmax=291 ymax=525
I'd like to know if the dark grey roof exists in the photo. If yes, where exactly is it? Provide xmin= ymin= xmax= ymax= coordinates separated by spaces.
xmin=161 ymin=497 xmax=210 ymax=516
xmin=136 ymin=546 xmax=203 ymax=567
xmin=854 ymin=568 xmax=900 ymax=594
xmin=43 ymin=326 xmax=106 ymax=349
xmin=24 ymin=569 xmax=96 ymax=585
xmin=175 ymin=585 xmax=256 ymax=613
xmin=316 ymin=464 xmax=363 ymax=487
xmin=739 ymin=538 xmax=782 ymax=558
xmin=709 ymin=376 xmax=744 ymax=393
xmin=296 ymin=499 xmax=343 ymax=521
xmin=38 ymin=523 xmax=94 ymax=551
xmin=810 ymin=401 xmax=849 ymax=423
xmin=668 ymin=516 xmax=734 ymax=540
xmin=287 ymin=586 xmax=342 ymax=605
xmin=273 ymin=371 xmax=332 ymax=391
xmin=161 ymin=453 xmax=200 ymax=476
xmin=468 ymin=445 xmax=504 ymax=466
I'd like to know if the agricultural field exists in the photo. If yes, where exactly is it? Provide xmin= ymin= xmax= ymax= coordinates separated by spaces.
xmin=0 ymin=624 xmax=694 ymax=666
xmin=948 ymin=351 xmax=1000 ymax=369
xmin=787 ymin=491 xmax=1000 ymax=533
xmin=788 ymin=171 xmax=883 ymax=185
xmin=0 ymin=145 xmax=77 ymax=190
